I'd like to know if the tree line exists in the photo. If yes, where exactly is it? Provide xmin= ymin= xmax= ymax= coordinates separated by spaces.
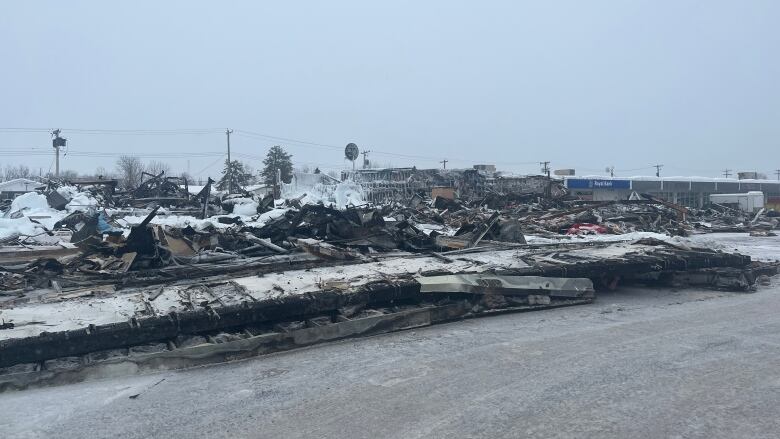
xmin=1 ymin=145 xmax=345 ymax=192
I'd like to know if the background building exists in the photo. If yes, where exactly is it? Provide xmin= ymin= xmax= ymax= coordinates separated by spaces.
xmin=564 ymin=176 xmax=780 ymax=209
xmin=0 ymin=178 xmax=44 ymax=200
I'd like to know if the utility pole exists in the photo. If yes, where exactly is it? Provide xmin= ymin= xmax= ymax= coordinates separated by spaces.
xmin=654 ymin=164 xmax=663 ymax=177
xmin=540 ymin=161 xmax=550 ymax=178
xmin=440 ymin=159 xmax=448 ymax=170
xmin=606 ymin=166 xmax=615 ymax=177
xmin=775 ymin=169 xmax=780 ymax=181
xmin=51 ymin=129 xmax=66 ymax=178
xmin=722 ymin=169 xmax=732 ymax=178
xmin=225 ymin=128 xmax=233 ymax=193
xmin=361 ymin=150 xmax=372 ymax=169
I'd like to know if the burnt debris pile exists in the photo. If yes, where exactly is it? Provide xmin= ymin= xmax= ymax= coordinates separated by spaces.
xmin=0 ymin=171 xmax=778 ymax=389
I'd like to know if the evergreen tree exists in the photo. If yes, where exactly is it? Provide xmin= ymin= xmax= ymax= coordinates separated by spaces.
xmin=217 ymin=159 xmax=253 ymax=192
xmin=261 ymin=145 xmax=293 ymax=185
xmin=313 ymin=167 xmax=321 ymax=174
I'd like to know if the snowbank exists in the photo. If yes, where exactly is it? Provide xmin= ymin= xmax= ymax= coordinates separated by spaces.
xmin=280 ymin=172 xmax=365 ymax=209
xmin=117 ymin=208 xmax=289 ymax=231
xmin=3 ymin=193 xmax=69 ymax=238
xmin=65 ymin=192 xmax=98 ymax=213
xmin=233 ymin=201 xmax=259 ymax=216
xmin=0 ymin=217 xmax=46 ymax=241
xmin=334 ymin=181 xmax=364 ymax=208
xmin=10 ymin=192 xmax=49 ymax=212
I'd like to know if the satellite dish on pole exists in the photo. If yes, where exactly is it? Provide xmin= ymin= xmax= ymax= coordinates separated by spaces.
xmin=345 ymin=143 xmax=359 ymax=170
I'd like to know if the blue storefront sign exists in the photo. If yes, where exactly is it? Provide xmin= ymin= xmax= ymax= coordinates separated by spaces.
xmin=566 ymin=179 xmax=631 ymax=190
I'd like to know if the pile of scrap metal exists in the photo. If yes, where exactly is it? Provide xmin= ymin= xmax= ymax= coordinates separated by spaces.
xmin=504 ymin=197 xmax=693 ymax=237
xmin=3 ymin=177 xmax=779 ymax=304
xmin=691 ymin=205 xmax=779 ymax=235
xmin=0 ymin=198 xmax=552 ymax=294
xmin=249 ymin=203 xmax=529 ymax=254
xmin=0 ymin=206 xmax=218 ymax=291
xmin=398 ymin=186 xmax=779 ymax=238
xmin=221 ymin=192 xmax=274 ymax=215
xmin=59 ymin=177 xmax=118 ymax=208
xmin=248 ymin=204 xmax=434 ymax=252
xmin=115 ymin=172 xmax=201 ymax=209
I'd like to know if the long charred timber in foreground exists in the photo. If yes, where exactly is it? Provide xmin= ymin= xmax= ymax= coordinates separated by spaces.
xmin=0 ymin=273 xmax=596 ymax=370
xmin=0 ymin=298 xmax=594 ymax=391
xmin=0 ymin=247 xmax=765 ymax=387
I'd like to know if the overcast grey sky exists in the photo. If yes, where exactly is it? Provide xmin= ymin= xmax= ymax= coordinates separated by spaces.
xmin=1 ymin=0 xmax=778 ymax=179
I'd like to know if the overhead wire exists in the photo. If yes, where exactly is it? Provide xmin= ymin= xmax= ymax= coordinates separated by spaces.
xmin=0 ymin=127 xmax=222 ymax=135
xmin=232 ymin=130 xmax=539 ymax=166
xmin=0 ymin=127 xmax=610 ymax=173
xmin=0 ymin=147 xmax=223 ymax=159
xmin=193 ymin=154 xmax=227 ymax=177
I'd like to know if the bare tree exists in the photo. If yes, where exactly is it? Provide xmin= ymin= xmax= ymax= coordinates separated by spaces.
xmin=3 ymin=164 xmax=33 ymax=180
xmin=115 ymin=156 xmax=144 ymax=190
xmin=59 ymin=169 xmax=79 ymax=181
xmin=146 ymin=160 xmax=171 ymax=177
xmin=179 ymin=171 xmax=193 ymax=183
xmin=94 ymin=166 xmax=110 ymax=178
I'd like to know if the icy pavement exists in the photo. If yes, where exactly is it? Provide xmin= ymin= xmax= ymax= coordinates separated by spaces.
xmin=0 ymin=235 xmax=778 ymax=438
xmin=1 ymin=275 xmax=779 ymax=438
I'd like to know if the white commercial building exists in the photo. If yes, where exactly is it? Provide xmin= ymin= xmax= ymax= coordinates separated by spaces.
xmin=565 ymin=176 xmax=780 ymax=209
xmin=0 ymin=178 xmax=44 ymax=200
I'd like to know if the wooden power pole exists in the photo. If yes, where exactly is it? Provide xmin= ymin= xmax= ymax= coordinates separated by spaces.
xmin=226 ymin=128 xmax=233 ymax=193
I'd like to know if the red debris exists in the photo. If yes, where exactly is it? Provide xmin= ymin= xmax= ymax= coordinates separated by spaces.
xmin=566 ymin=223 xmax=608 ymax=235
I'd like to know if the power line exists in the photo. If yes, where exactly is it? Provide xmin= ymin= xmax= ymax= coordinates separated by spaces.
xmin=1 ymin=127 xmax=544 ymax=168
xmin=0 ymin=128 xmax=222 ymax=135
xmin=232 ymin=130 xmax=542 ymax=165
xmin=0 ymin=147 xmax=224 ymax=158
xmin=193 ymin=154 xmax=227 ymax=177
xmin=226 ymin=128 xmax=234 ymax=193
xmin=615 ymin=166 xmax=655 ymax=172
xmin=231 ymin=152 xmax=346 ymax=168
xmin=234 ymin=132 xmax=539 ymax=166
xmin=233 ymin=130 xmax=342 ymax=150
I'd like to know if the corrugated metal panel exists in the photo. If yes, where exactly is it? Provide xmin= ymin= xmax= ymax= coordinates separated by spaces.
xmin=691 ymin=181 xmax=717 ymax=192
xmin=740 ymin=183 xmax=761 ymax=191
xmin=631 ymin=180 xmax=662 ymax=191
xmin=663 ymin=181 xmax=691 ymax=191
xmin=716 ymin=182 xmax=740 ymax=192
